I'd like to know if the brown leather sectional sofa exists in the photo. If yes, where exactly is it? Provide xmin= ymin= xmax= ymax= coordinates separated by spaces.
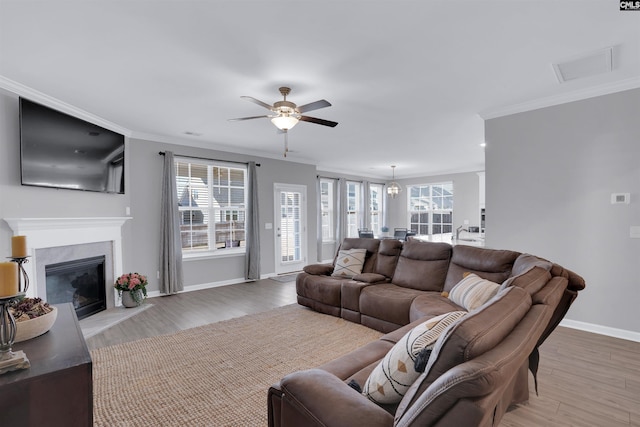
xmin=268 ymin=238 xmax=585 ymax=427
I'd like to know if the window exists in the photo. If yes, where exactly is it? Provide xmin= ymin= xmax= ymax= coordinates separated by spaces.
xmin=369 ymin=183 xmax=384 ymax=236
xmin=408 ymin=183 xmax=453 ymax=237
xmin=346 ymin=181 xmax=363 ymax=238
xmin=320 ymin=179 xmax=334 ymax=241
xmin=176 ymin=158 xmax=247 ymax=255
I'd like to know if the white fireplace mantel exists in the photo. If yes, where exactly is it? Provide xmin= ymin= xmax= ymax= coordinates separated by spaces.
xmin=3 ymin=217 xmax=131 ymax=303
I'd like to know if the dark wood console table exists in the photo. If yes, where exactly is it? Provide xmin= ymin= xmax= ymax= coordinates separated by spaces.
xmin=0 ymin=303 xmax=93 ymax=426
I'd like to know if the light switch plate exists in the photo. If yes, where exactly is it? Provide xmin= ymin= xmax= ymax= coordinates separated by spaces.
xmin=630 ymin=226 xmax=640 ymax=239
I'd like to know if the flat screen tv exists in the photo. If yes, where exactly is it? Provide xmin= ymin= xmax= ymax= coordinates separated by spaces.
xmin=19 ymin=97 xmax=125 ymax=194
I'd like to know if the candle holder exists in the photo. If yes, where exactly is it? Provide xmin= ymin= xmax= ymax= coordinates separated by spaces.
xmin=8 ymin=256 xmax=30 ymax=294
xmin=0 ymin=293 xmax=30 ymax=375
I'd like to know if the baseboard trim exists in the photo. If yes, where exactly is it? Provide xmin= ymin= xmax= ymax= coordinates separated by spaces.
xmin=146 ymin=277 xmax=246 ymax=298
xmin=560 ymin=319 xmax=640 ymax=343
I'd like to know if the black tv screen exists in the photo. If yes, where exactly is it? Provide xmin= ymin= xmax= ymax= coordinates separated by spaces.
xmin=19 ymin=98 xmax=125 ymax=194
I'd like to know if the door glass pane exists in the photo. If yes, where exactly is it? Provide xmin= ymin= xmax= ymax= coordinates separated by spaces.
xmin=280 ymin=191 xmax=302 ymax=263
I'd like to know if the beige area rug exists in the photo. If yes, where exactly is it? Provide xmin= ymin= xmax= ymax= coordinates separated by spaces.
xmin=91 ymin=304 xmax=383 ymax=426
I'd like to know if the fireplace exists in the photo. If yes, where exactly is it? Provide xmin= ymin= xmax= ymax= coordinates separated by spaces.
xmin=45 ymin=255 xmax=107 ymax=320
xmin=3 ymin=217 xmax=131 ymax=313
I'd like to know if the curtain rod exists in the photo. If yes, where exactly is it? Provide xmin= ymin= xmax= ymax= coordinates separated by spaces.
xmin=317 ymin=175 xmax=386 ymax=186
xmin=158 ymin=151 xmax=260 ymax=167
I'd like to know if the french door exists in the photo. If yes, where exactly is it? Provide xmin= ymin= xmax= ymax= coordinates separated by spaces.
xmin=274 ymin=184 xmax=307 ymax=274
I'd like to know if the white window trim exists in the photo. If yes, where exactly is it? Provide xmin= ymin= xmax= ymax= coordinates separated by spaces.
xmin=176 ymin=156 xmax=248 ymax=258
xmin=407 ymin=182 xmax=453 ymax=237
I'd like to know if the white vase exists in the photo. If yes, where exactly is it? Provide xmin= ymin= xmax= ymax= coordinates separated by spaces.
xmin=121 ymin=290 xmax=143 ymax=308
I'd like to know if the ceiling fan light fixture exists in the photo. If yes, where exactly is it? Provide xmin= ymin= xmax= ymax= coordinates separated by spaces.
xmin=271 ymin=115 xmax=299 ymax=130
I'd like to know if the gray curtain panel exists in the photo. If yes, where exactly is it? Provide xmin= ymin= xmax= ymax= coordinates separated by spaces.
xmin=335 ymin=178 xmax=347 ymax=245
xmin=316 ymin=177 xmax=323 ymax=262
xmin=159 ymin=151 xmax=184 ymax=294
xmin=245 ymin=161 xmax=260 ymax=280
xmin=362 ymin=180 xmax=370 ymax=230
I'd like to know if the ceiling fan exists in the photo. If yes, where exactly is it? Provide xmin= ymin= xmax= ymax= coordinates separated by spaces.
xmin=228 ymin=87 xmax=338 ymax=157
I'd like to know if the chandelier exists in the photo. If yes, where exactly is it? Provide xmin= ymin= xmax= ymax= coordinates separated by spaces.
xmin=387 ymin=165 xmax=402 ymax=198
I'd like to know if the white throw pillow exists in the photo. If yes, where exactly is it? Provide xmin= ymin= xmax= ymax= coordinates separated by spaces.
xmin=331 ymin=249 xmax=367 ymax=278
xmin=362 ymin=311 xmax=467 ymax=404
xmin=448 ymin=273 xmax=500 ymax=311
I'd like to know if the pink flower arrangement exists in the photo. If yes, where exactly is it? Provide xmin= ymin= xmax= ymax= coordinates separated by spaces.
xmin=114 ymin=272 xmax=148 ymax=303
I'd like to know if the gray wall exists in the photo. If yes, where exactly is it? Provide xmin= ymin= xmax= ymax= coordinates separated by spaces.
xmin=0 ymin=92 xmax=131 ymax=256
xmin=0 ymin=89 xmax=318 ymax=294
xmin=485 ymin=88 xmax=640 ymax=334
xmin=387 ymin=171 xmax=483 ymax=236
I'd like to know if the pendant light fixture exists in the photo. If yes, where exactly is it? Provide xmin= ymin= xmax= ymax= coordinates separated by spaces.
xmin=387 ymin=165 xmax=402 ymax=198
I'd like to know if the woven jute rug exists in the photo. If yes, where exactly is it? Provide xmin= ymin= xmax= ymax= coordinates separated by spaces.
xmin=91 ymin=304 xmax=383 ymax=426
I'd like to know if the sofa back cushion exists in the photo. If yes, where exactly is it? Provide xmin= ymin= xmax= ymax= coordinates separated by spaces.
xmin=390 ymin=240 xmax=451 ymax=291
xmin=395 ymin=300 xmax=553 ymax=427
xmin=443 ymin=245 xmax=520 ymax=292
xmin=374 ymin=238 xmax=403 ymax=279
xmin=337 ymin=238 xmax=382 ymax=274
xmin=394 ymin=286 xmax=532 ymax=422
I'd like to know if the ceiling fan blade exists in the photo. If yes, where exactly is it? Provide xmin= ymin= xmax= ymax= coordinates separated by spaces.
xmin=240 ymin=96 xmax=274 ymax=110
xmin=296 ymin=99 xmax=331 ymax=113
xmin=299 ymin=115 xmax=339 ymax=127
xmin=227 ymin=115 xmax=271 ymax=122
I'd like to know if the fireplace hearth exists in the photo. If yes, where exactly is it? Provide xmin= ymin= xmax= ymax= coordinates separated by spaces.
xmin=46 ymin=255 xmax=107 ymax=320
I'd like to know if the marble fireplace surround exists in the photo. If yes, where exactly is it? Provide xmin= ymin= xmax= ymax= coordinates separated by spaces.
xmin=3 ymin=217 xmax=131 ymax=309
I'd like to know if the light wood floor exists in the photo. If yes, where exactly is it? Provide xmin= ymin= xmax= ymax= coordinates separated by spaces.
xmin=87 ymin=279 xmax=640 ymax=426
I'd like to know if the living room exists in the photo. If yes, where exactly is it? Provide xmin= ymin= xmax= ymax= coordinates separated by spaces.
xmin=0 ymin=1 xmax=639 ymax=426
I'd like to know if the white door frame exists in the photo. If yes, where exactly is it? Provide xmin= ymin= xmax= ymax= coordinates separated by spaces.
xmin=274 ymin=183 xmax=307 ymax=274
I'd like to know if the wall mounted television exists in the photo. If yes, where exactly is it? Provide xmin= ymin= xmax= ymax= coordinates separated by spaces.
xmin=19 ymin=97 xmax=125 ymax=194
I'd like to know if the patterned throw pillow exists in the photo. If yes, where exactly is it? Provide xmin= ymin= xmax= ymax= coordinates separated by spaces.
xmin=362 ymin=311 xmax=467 ymax=404
xmin=331 ymin=249 xmax=367 ymax=278
xmin=448 ymin=273 xmax=500 ymax=311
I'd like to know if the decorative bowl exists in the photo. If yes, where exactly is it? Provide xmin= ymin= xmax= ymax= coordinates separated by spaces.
xmin=14 ymin=306 xmax=58 ymax=343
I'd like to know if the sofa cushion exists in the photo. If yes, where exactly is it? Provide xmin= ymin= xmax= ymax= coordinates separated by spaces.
xmin=332 ymin=248 xmax=367 ymax=278
xmin=362 ymin=311 xmax=467 ymax=404
xmin=448 ymin=273 xmax=500 ymax=311
xmin=409 ymin=294 xmax=465 ymax=323
xmin=423 ymin=286 xmax=531 ymax=386
xmin=501 ymin=266 xmax=552 ymax=296
xmin=443 ymin=245 xmax=520 ymax=292
xmin=338 ymin=238 xmax=381 ymax=274
xmin=360 ymin=284 xmax=428 ymax=327
xmin=374 ymin=239 xmax=404 ymax=279
xmin=391 ymin=240 xmax=452 ymax=291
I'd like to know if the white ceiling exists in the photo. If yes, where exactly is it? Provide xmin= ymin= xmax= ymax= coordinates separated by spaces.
xmin=1 ymin=1 xmax=639 ymax=179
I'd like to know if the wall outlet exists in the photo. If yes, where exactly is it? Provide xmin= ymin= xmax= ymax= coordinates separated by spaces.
xmin=156 ymin=270 xmax=160 ymax=279
xmin=630 ymin=226 xmax=640 ymax=239
xmin=265 ymin=223 xmax=273 ymax=230
xmin=463 ymin=219 xmax=469 ymax=225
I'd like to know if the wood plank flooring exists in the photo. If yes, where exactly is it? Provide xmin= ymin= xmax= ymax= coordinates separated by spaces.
xmin=86 ymin=278 xmax=297 ymax=350
xmin=87 ymin=278 xmax=640 ymax=426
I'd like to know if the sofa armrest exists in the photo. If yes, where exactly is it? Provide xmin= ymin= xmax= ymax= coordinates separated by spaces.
xmin=352 ymin=273 xmax=388 ymax=283
xmin=279 ymin=369 xmax=394 ymax=427
xmin=303 ymin=263 xmax=334 ymax=275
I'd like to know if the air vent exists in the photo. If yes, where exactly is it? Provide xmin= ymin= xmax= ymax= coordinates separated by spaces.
xmin=552 ymin=47 xmax=613 ymax=83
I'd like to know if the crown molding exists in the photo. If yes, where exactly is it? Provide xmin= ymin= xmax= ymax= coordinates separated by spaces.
xmin=478 ymin=76 xmax=640 ymax=120
xmin=0 ymin=75 xmax=132 ymax=136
